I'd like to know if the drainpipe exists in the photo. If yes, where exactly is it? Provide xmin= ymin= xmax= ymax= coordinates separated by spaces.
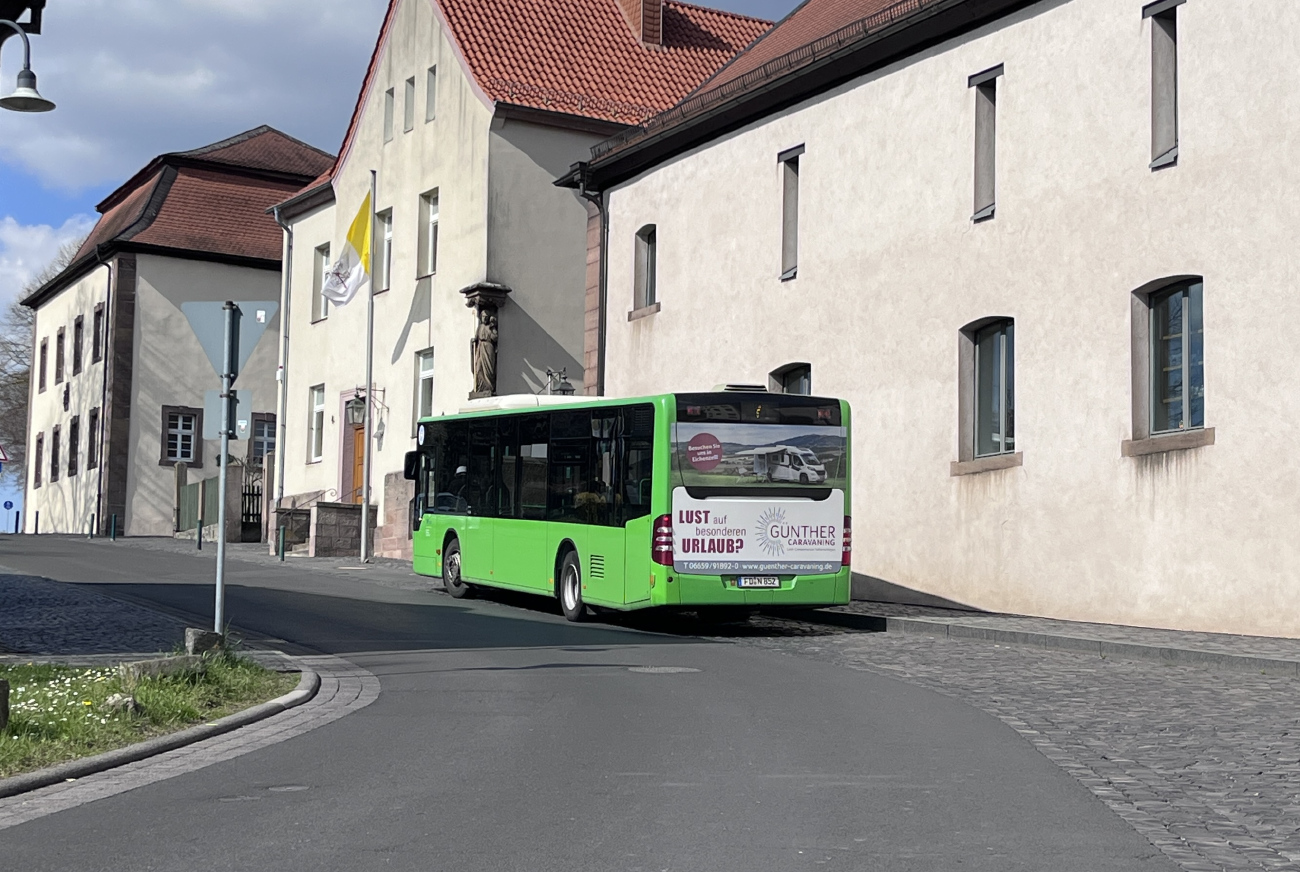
xmin=92 ymin=248 xmax=113 ymax=536
xmin=272 ymin=205 xmax=292 ymax=505
xmin=575 ymin=166 xmax=608 ymax=396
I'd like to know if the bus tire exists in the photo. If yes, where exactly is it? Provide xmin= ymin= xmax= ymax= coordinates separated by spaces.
xmin=443 ymin=538 xmax=474 ymax=599
xmin=558 ymin=550 xmax=586 ymax=622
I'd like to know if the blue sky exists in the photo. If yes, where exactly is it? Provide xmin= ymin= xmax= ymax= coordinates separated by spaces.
xmin=0 ymin=0 xmax=795 ymax=509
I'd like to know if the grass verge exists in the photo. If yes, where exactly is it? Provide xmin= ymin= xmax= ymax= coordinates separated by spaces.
xmin=0 ymin=654 xmax=297 ymax=778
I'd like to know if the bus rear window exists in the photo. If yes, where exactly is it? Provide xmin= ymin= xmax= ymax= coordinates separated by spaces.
xmin=676 ymin=393 xmax=841 ymax=427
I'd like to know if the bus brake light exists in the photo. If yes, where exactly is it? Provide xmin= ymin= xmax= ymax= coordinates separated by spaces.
xmin=652 ymin=514 xmax=674 ymax=566
xmin=842 ymin=516 xmax=852 ymax=566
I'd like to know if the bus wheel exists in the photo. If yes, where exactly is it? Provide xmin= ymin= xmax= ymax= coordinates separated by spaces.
xmin=443 ymin=539 xmax=474 ymax=599
xmin=559 ymin=551 xmax=586 ymax=622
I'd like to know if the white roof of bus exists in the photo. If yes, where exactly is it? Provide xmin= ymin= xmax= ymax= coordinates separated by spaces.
xmin=458 ymin=394 xmax=590 ymax=414
xmin=735 ymin=445 xmax=797 ymax=456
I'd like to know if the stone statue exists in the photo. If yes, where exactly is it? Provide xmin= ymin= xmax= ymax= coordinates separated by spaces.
xmin=471 ymin=309 xmax=498 ymax=395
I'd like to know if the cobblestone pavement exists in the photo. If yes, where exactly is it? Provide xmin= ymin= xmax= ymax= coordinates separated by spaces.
xmin=722 ymin=628 xmax=1300 ymax=872
xmin=0 ymin=573 xmax=189 ymax=656
xmin=0 ymin=653 xmax=379 ymax=830
xmin=829 ymin=601 xmax=1300 ymax=663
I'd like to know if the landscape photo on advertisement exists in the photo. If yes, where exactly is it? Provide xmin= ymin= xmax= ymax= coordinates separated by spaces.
xmin=671 ymin=422 xmax=848 ymax=489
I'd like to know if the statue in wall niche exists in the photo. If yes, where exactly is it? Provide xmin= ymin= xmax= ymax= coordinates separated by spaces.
xmin=471 ymin=308 xmax=498 ymax=395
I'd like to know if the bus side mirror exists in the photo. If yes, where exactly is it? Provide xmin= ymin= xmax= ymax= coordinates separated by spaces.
xmin=403 ymin=451 xmax=420 ymax=481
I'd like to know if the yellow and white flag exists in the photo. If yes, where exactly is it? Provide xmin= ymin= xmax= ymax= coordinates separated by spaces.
xmin=322 ymin=192 xmax=372 ymax=306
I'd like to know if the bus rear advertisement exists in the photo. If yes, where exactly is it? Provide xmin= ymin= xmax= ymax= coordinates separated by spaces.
xmin=404 ymin=391 xmax=851 ymax=621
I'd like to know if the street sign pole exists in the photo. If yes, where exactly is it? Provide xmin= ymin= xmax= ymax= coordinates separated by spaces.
xmin=214 ymin=301 xmax=240 ymax=634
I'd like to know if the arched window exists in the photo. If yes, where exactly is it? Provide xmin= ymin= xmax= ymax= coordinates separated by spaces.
xmin=633 ymin=224 xmax=657 ymax=311
xmin=769 ymin=362 xmax=811 ymax=395
xmin=1126 ymin=276 xmax=1208 ymax=455
xmin=955 ymin=317 xmax=1018 ymax=473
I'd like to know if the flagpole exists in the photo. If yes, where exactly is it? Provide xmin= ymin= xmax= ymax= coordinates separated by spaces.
xmin=360 ymin=169 xmax=377 ymax=563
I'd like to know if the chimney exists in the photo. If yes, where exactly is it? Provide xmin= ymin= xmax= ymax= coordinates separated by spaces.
xmin=618 ymin=0 xmax=663 ymax=47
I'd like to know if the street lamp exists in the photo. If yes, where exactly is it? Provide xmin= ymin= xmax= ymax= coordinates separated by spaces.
xmin=545 ymin=368 xmax=575 ymax=396
xmin=0 ymin=19 xmax=54 ymax=112
xmin=345 ymin=391 xmax=367 ymax=427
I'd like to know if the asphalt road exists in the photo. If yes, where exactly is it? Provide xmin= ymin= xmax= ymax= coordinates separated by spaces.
xmin=0 ymin=537 xmax=1173 ymax=871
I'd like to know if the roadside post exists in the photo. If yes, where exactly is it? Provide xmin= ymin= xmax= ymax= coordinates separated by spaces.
xmin=181 ymin=299 xmax=277 ymax=638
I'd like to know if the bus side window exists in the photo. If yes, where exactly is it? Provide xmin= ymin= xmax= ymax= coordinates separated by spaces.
xmin=519 ymin=414 xmax=548 ymax=520
xmin=497 ymin=417 xmax=519 ymax=518
xmin=436 ymin=420 xmax=469 ymax=514
xmin=619 ymin=404 xmax=655 ymax=524
xmin=548 ymin=441 xmax=591 ymax=524
xmin=467 ymin=420 xmax=497 ymax=517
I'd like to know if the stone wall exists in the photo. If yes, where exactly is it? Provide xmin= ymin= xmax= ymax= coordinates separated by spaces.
xmin=308 ymin=502 xmax=376 ymax=558
xmin=374 ymin=472 xmax=414 ymax=561
xmin=268 ymin=506 xmax=311 ymax=555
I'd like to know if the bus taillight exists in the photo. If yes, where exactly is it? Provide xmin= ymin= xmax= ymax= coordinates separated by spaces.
xmin=842 ymin=516 xmax=852 ymax=566
xmin=652 ymin=514 xmax=674 ymax=566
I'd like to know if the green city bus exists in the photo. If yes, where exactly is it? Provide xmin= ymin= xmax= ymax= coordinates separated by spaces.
xmin=403 ymin=390 xmax=851 ymax=621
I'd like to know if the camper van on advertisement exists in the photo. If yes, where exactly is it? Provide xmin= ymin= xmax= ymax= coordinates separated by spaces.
xmin=737 ymin=445 xmax=828 ymax=484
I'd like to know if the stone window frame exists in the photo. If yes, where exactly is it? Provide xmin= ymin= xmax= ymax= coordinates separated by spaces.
xmin=1145 ymin=0 xmax=1184 ymax=170
xmin=769 ymin=362 xmax=812 ymax=395
xmin=631 ymin=223 xmax=658 ymax=316
xmin=425 ymin=65 xmax=438 ymax=122
xmin=33 ymin=432 xmax=43 ymax=488
xmin=312 ymin=243 xmax=331 ymax=322
xmin=72 ymin=315 xmax=84 ymax=376
xmin=969 ymin=64 xmax=1003 ymax=222
xmin=953 ymin=316 xmax=1023 ymax=476
xmin=308 ymin=384 xmax=326 ymax=463
xmin=160 ymin=404 xmax=203 ymax=468
xmin=375 ymin=208 xmax=393 ymax=293
xmin=68 ymin=414 xmax=80 ymax=478
xmin=50 ymin=424 xmax=60 ymax=483
xmin=87 ymin=407 xmax=100 ymax=470
xmin=92 ymin=303 xmax=104 ymax=363
xmin=417 ymin=190 xmax=439 ymax=278
xmin=38 ymin=338 xmax=47 ymax=393
xmin=403 ymin=76 xmax=416 ymax=132
xmin=383 ymin=87 xmax=395 ymax=142
xmin=779 ymin=145 xmax=803 ymax=281
xmin=1123 ymin=274 xmax=1213 ymax=457
xmin=55 ymin=327 xmax=65 ymax=384
xmin=413 ymin=348 xmax=435 ymax=436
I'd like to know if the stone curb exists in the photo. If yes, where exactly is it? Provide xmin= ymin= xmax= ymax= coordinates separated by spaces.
xmin=881 ymin=615 xmax=1300 ymax=676
xmin=0 ymin=665 xmax=321 ymax=800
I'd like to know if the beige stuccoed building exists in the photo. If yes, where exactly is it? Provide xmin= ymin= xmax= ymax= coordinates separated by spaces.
xmin=22 ymin=127 xmax=333 ymax=537
xmin=563 ymin=0 xmax=1300 ymax=636
xmin=272 ymin=0 xmax=769 ymax=558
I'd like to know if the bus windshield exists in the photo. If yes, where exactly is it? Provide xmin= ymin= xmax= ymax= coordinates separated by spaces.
xmin=672 ymin=394 xmax=847 ymax=495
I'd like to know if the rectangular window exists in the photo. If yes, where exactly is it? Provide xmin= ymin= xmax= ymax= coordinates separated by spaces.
xmin=771 ymin=363 xmax=811 ymax=395
xmin=252 ymin=414 xmax=276 ymax=464
xmin=39 ymin=338 xmax=47 ymax=392
xmin=72 ymin=316 xmax=84 ymax=376
xmin=974 ymin=321 xmax=1015 ymax=457
xmin=425 ymin=66 xmax=438 ymax=121
xmin=87 ymin=407 xmax=100 ymax=469
xmin=34 ymin=432 xmax=43 ymax=488
xmin=312 ymin=243 xmax=330 ymax=321
xmin=415 ymin=348 xmax=435 ymax=425
xmin=418 ymin=190 xmax=439 ymax=277
xmin=634 ymin=225 xmax=657 ymax=309
xmin=55 ymin=328 xmax=65 ymax=383
xmin=309 ymin=385 xmax=325 ymax=462
xmin=92 ymin=303 xmax=104 ymax=363
xmin=779 ymin=146 xmax=802 ymax=280
xmin=383 ymin=87 xmax=395 ymax=142
xmin=969 ymin=64 xmax=1002 ymax=221
xmin=377 ymin=209 xmax=393 ymax=292
xmin=1146 ymin=0 xmax=1181 ymax=168
xmin=1151 ymin=281 xmax=1203 ymax=433
xmin=50 ymin=425 xmax=60 ymax=483
xmin=404 ymin=76 xmax=416 ymax=132
xmin=68 ymin=415 xmax=80 ymax=477
xmin=165 ymin=411 xmax=198 ymax=463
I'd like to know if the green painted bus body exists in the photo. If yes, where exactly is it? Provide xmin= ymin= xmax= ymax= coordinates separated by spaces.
xmin=410 ymin=392 xmax=852 ymax=611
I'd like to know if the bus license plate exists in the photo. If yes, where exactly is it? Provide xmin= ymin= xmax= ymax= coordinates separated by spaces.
xmin=737 ymin=576 xmax=780 ymax=589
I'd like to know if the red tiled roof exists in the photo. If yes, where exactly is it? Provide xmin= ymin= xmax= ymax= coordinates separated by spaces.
xmin=697 ymin=0 xmax=931 ymax=96
xmin=439 ymin=0 xmax=772 ymax=122
xmin=131 ymin=167 xmax=305 ymax=262
xmin=30 ymin=127 xmax=333 ymax=307
xmin=328 ymin=0 xmax=769 ymax=183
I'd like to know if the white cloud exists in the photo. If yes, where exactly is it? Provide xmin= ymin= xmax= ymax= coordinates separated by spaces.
xmin=0 ymin=214 xmax=97 ymax=307
xmin=0 ymin=0 xmax=387 ymax=192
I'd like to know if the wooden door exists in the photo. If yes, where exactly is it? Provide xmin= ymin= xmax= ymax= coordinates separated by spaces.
xmin=351 ymin=426 xmax=365 ymax=503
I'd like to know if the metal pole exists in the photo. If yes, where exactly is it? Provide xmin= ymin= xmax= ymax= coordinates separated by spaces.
xmin=360 ymin=170 xmax=377 ymax=563
xmin=88 ymin=513 xmax=95 ymax=539
xmin=278 ymin=525 xmax=286 ymax=561
xmin=111 ymin=513 xmax=117 ymax=541
xmin=214 ymin=301 xmax=235 ymax=633
xmin=34 ymin=511 xmax=38 ymax=534
xmin=272 ymin=206 xmax=293 ymax=506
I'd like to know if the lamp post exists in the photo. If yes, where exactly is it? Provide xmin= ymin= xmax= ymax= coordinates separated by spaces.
xmin=0 ymin=18 xmax=54 ymax=112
